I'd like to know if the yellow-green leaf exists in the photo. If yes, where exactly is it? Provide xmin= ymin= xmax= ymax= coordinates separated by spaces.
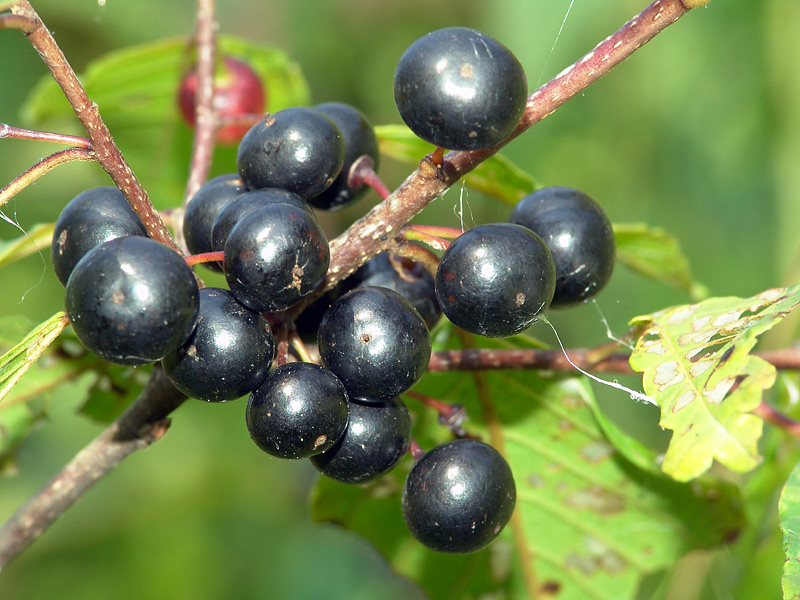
xmin=0 ymin=312 xmax=69 ymax=404
xmin=630 ymin=284 xmax=800 ymax=481
xmin=780 ymin=459 xmax=800 ymax=599
xmin=375 ymin=124 xmax=539 ymax=205
xmin=0 ymin=222 xmax=54 ymax=269
xmin=614 ymin=223 xmax=708 ymax=301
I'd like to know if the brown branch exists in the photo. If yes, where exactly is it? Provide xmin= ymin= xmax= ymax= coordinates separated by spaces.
xmin=0 ymin=147 xmax=96 ymax=208
xmin=0 ymin=124 xmax=91 ymax=149
xmin=0 ymin=367 xmax=186 ymax=572
xmin=8 ymin=1 xmax=181 ymax=253
xmin=322 ymin=0 xmax=695 ymax=292
xmin=754 ymin=402 xmax=800 ymax=441
xmin=182 ymin=0 xmax=218 ymax=206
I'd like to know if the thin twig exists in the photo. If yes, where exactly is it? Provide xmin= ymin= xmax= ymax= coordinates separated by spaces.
xmin=754 ymin=402 xmax=800 ymax=440
xmin=0 ymin=147 xmax=95 ymax=209
xmin=9 ymin=1 xmax=180 ymax=252
xmin=0 ymin=124 xmax=91 ymax=149
xmin=0 ymin=367 xmax=185 ymax=572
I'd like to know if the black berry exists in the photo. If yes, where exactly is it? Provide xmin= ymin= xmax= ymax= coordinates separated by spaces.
xmin=52 ymin=186 xmax=147 ymax=286
xmin=310 ymin=102 xmax=380 ymax=210
xmin=183 ymin=174 xmax=246 ymax=271
xmin=246 ymin=362 xmax=349 ymax=459
xmin=318 ymin=287 xmax=431 ymax=402
xmin=509 ymin=186 xmax=616 ymax=307
xmin=310 ymin=397 xmax=411 ymax=484
xmin=210 ymin=187 xmax=311 ymax=254
xmin=393 ymin=27 xmax=527 ymax=151
xmin=162 ymin=288 xmax=274 ymax=402
xmin=236 ymin=107 xmax=345 ymax=199
xmin=349 ymin=253 xmax=441 ymax=329
xmin=223 ymin=203 xmax=330 ymax=313
xmin=402 ymin=439 xmax=516 ymax=554
xmin=65 ymin=236 xmax=199 ymax=366
xmin=435 ymin=223 xmax=555 ymax=338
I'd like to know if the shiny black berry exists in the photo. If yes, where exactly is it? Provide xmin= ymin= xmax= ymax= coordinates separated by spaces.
xmin=318 ymin=287 xmax=431 ymax=402
xmin=162 ymin=288 xmax=274 ymax=402
xmin=246 ymin=362 xmax=349 ymax=459
xmin=65 ymin=236 xmax=199 ymax=366
xmin=435 ymin=223 xmax=555 ymax=338
xmin=393 ymin=27 xmax=527 ymax=151
xmin=349 ymin=253 xmax=441 ymax=329
xmin=52 ymin=186 xmax=147 ymax=286
xmin=224 ymin=203 xmax=330 ymax=313
xmin=210 ymin=187 xmax=312 ymax=253
xmin=509 ymin=186 xmax=615 ymax=307
xmin=236 ymin=107 xmax=345 ymax=199
xmin=310 ymin=102 xmax=380 ymax=210
xmin=310 ymin=397 xmax=411 ymax=484
xmin=183 ymin=174 xmax=246 ymax=271
xmin=402 ymin=439 xmax=516 ymax=554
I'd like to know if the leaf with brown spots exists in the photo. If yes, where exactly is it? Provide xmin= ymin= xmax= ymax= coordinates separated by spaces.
xmin=630 ymin=283 xmax=800 ymax=481
xmin=311 ymin=325 xmax=744 ymax=600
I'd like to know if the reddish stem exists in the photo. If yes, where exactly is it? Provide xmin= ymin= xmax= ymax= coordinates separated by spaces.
xmin=0 ymin=123 xmax=91 ymax=149
xmin=349 ymin=155 xmax=390 ymax=200
xmin=428 ymin=147 xmax=445 ymax=167
xmin=409 ymin=438 xmax=425 ymax=461
xmin=407 ymin=224 xmax=464 ymax=240
xmin=754 ymin=402 xmax=800 ymax=440
xmin=183 ymin=250 xmax=224 ymax=267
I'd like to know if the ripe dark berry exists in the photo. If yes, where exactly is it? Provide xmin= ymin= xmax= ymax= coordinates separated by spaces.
xmin=178 ymin=56 xmax=266 ymax=146
xmin=508 ymin=186 xmax=616 ymax=307
xmin=52 ymin=186 xmax=147 ymax=286
xmin=317 ymin=287 xmax=431 ymax=402
xmin=310 ymin=397 xmax=411 ymax=484
xmin=223 ymin=203 xmax=330 ymax=313
xmin=246 ymin=362 xmax=349 ymax=459
xmin=65 ymin=236 xmax=199 ymax=366
xmin=435 ymin=223 xmax=555 ymax=338
xmin=402 ymin=439 xmax=516 ymax=554
xmin=349 ymin=253 xmax=441 ymax=329
xmin=183 ymin=174 xmax=246 ymax=271
xmin=393 ymin=27 xmax=527 ymax=151
xmin=310 ymin=102 xmax=380 ymax=210
xmin=162 ymin=288 xmax=274 ymax=402
xmin=236 ymin=107 xmax=345 ymax=199
xmin=210 ymin=187 xmax=312 ymax=254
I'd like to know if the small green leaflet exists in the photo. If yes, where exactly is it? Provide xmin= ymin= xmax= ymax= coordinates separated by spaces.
xmin=629 ymin=283 xmax=800 ymax=482
xmin=311 ymin=327 xmax=744 ymax=600
xmin=0 ymin=312 xmax=69 ymax=404
xmin=0 ymin=222 xmax=54 ymax=269
xmin=375 ymin=124 xmax=538 ymax=205
xmin=614 ymin=224 xmax=708 ymax=301
xmin=780 ymin=456 xmax=800 ymax=599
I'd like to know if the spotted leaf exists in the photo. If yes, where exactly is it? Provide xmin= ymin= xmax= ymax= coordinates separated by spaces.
xmin=630 ymin=284 xmax=800 ymax=481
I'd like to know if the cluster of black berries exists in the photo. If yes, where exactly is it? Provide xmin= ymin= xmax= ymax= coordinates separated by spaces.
xmin=51 ymin=26 xmax=616 ymax=556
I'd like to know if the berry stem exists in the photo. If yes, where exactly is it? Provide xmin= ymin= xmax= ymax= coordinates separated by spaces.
xmin=428 ymin=146 xmax=445 ymax=167
xmin=391 ymin=241 xmax=440 ymax=279
xmin=276 ymin=325 xmax=289 ymax=367
xmin=406 ymin=224 xmax=463 ymax=240
xmin=183 ymin=250 xmax=224 ymax=267
xmin=401 ymin=226 xmax=451 ymax=251
xmin=408 ymin=438 xmax=426 ymax=461
xmin=348 ymin=155 xmax=390 ymax=200
xmin=0 ymin=124 xmax=92 ymax=149
xmin=405 ymin=391 xmax=468 ymax=437
xmin=0 ymin=148 xmax=96 ymax=209
xmin=288 ymin=326 xmax=315 ymax=364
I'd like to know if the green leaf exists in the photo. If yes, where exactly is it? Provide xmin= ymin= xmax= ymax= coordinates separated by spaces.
xmin=375 ymin=124 xmax=539 ymax=205
xmin=781 ymin=459 xmax=800 ymax=599
xmin=629 ymin=283 xmax=800 ymax=482
xmin=0 ymin=401 xmax=43 ymax=474
xmin=311 ymin=327 xmax=744 ymax=600
xmin=0 ymin=223 xmax=55 ymax=269
xmin=0 ymin=312 xmax=69 ymax=405
xmin=23 ymin=36 xmax=310 ymax=205
xmin=614 ymin=224 xmax=709 ymax=301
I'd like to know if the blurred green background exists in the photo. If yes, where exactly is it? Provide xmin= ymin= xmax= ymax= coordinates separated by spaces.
xmin=0 ymin=0 xmax=796 ymax=598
